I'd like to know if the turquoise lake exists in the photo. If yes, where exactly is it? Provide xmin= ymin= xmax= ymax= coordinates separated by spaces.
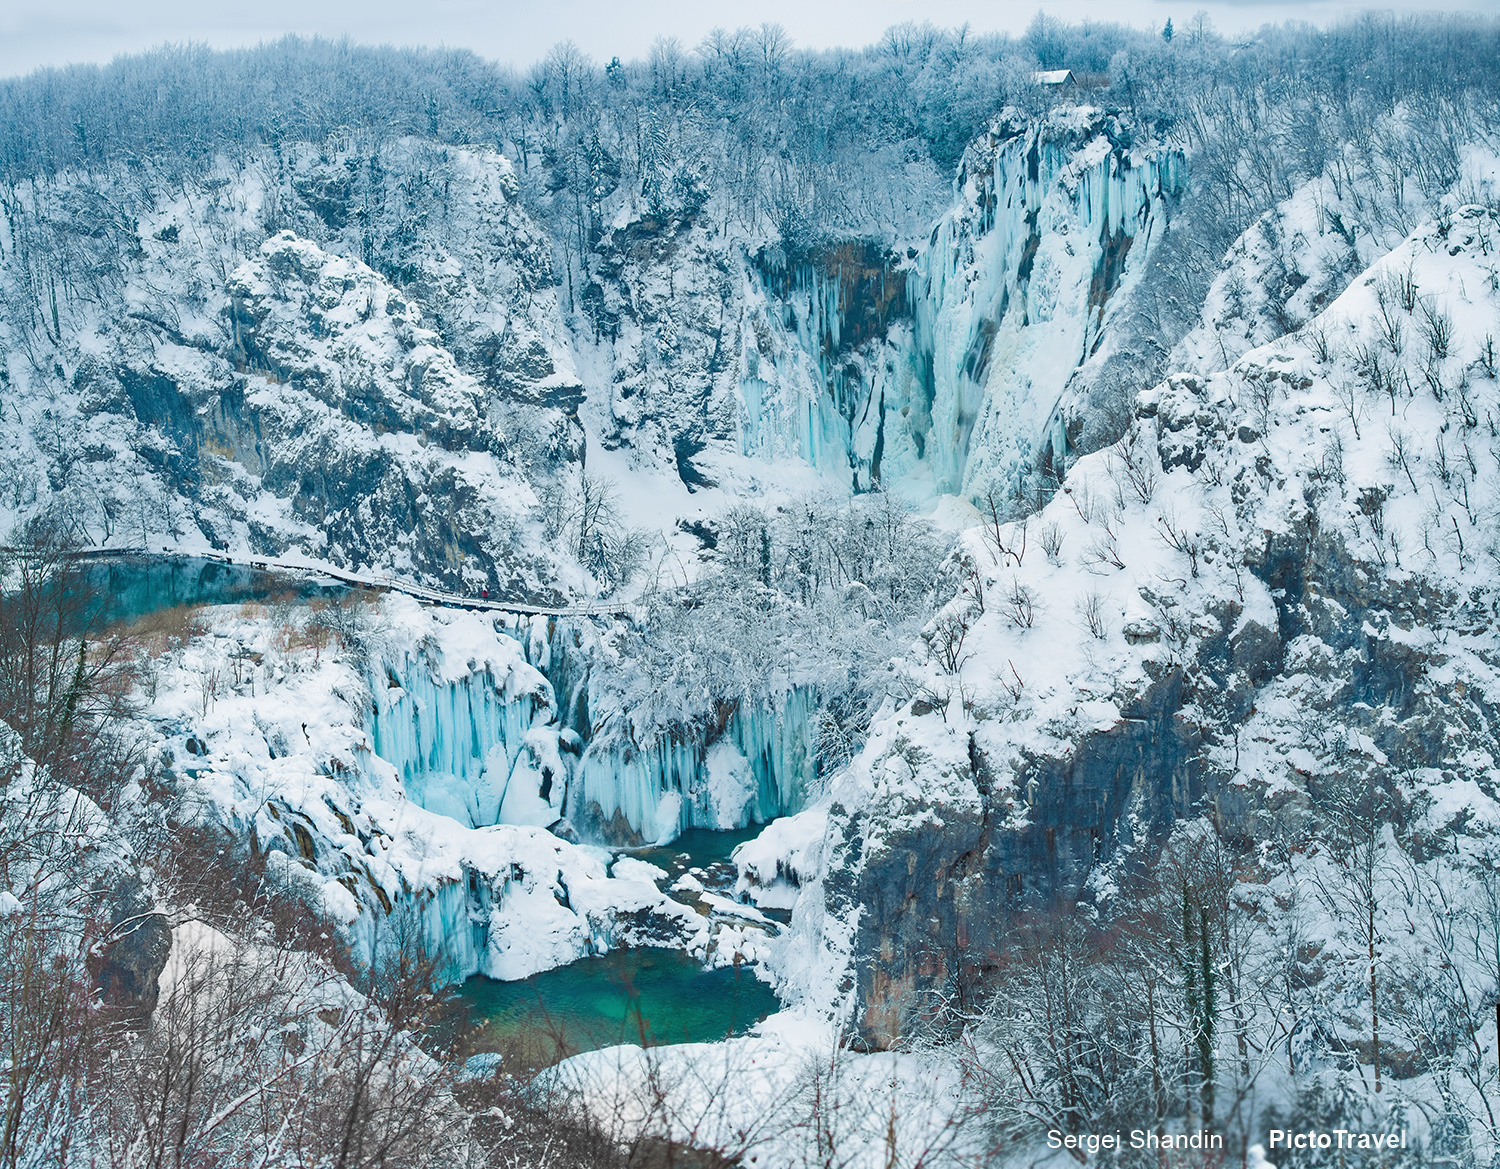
xmin=439 ymin=947 xmax=779 ymax=1064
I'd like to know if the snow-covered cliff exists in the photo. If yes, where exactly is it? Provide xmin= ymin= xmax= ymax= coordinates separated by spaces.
xmin=1 ymin=107 xmax=1191 ymax=597
xmin=768 ymin=182 xmax=1500 ymax=1049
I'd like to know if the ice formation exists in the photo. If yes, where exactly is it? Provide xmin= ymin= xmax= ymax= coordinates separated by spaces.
xmin=574 ymin=684 xmax=816 ymax=842
xmin=369 ymin=650 xmax=556 ymax=829
xmin=363 ymin=606 xmax=817 ymax=842
xmin=147 ymin=593 xmax=807 ymax=986
xmin=735 ymin=108 xmax=1185 ymax=503
xmin=901 ymin=110 xmax=1184 ymax=500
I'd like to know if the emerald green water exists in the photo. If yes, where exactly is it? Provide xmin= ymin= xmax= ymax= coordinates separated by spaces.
xmin=439 ymin=947 xmax=779 ymax=1063
xmin=632 ymin=824 xmax=764 ymax=873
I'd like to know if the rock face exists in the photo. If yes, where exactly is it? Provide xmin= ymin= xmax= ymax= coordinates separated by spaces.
xmin=0 ymin=143 xmax=581 ymax=596
xmin=1 ymin=110 xmax=1191 ymax=594
xmin=801 ymin=201 xmax=1500 ymax=1048
xmin=839 ymin=655 xmax=1202 ymax=1045
xmin=215 ymin=231 xmax=570 ymax=592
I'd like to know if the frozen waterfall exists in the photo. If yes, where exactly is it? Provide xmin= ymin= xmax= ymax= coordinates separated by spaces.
xmin=903 ymin=119 xmax=1185 ymax=501
xmin=577 ymin=686 xmax=818 ymax=843
xmin=367 ymin=630 xmax=818 ymax=845
xmin=369 ymin=651 xmax=563 ymax=829
xmin=736 ymin=111 xmax=1186 ymax=504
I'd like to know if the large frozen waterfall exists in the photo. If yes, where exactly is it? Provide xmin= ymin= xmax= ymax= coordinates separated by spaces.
xmin=736 ymin=108 xmax=1185 ymax=503
xmin=908 ymin=111 xmax=1185 ymax=501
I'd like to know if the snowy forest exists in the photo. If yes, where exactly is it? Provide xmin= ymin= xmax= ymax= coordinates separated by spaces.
xmin=3 ymin=8 xmax=1500 ymax=1167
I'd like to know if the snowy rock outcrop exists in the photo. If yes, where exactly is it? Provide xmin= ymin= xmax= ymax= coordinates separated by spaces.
xmin=780 ymin=194 xmax=1500 ymax=1046
xmin=218 ymin=231 xmax=567 ymax=588
xmin=732 ymin=803 xmax=828 ymax=911
xmin=2 ymin=108 xmax=1190 ymax=599
xmin=0 ymin=724 xmax=174 ymax=1013
xmin=0 ymin=143 xmax=580 ymax=595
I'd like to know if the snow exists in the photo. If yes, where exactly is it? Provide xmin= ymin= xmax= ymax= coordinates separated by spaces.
xmin=1247 ymin=1145 xmax=1278 ymax=1169
xmin=704 ymin=741 xmax=756 ymax=831
xmin=556 ymin=1014 xmax=987 ymax=1168
xmin=156 ymin=919 xmax=242 ymax=1000
xmin=733 ymin=803 xmax=828 ymax=911
xmin=1421 ymin=777 xmax=1500 ymax=835
xmin=611 ymin=857 xmax=667 ymax=884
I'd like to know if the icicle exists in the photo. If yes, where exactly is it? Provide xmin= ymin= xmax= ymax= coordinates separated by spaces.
xmin=369 ymin=652 xmax=544 ymax=827
xmin=571 ymin=687 xmax=819 ymax=840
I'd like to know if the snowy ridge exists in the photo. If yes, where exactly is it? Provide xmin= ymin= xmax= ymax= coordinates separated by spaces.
xmin=770 ymin=192 xmax=1500 ymax=1045
xmin=1171 ymin=141 xmax=1500 ymax=377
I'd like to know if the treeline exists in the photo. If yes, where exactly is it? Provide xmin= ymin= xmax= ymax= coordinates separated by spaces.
xmin=953 ymin=797 xmax=1500 ymax=1168
xmin=3 ymin=14 xmax=1497 ymax=230
xmin=4 ymin=14 xmax=1496 ymax=440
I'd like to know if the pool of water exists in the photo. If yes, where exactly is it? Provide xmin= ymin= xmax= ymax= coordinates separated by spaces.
xmin=623 ymin=824 xmax=791 ymax=923
xmin=435 ymin=947 xmax=779 ymax=1064
xmin=76 ymin=555 xmax=351 ymax=629
xmin=630 ymin=824 xmax=764 ymax=876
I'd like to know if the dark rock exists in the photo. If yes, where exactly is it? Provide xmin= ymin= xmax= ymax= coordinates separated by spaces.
xmin=844 ymin=496 xmax=1485 ymax=1048
xmin=90 ymin=872 xmax=172 ymax=1016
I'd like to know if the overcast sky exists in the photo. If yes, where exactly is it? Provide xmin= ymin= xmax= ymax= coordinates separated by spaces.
xmin=2 ymin=0 xmax=1491 ymax=79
